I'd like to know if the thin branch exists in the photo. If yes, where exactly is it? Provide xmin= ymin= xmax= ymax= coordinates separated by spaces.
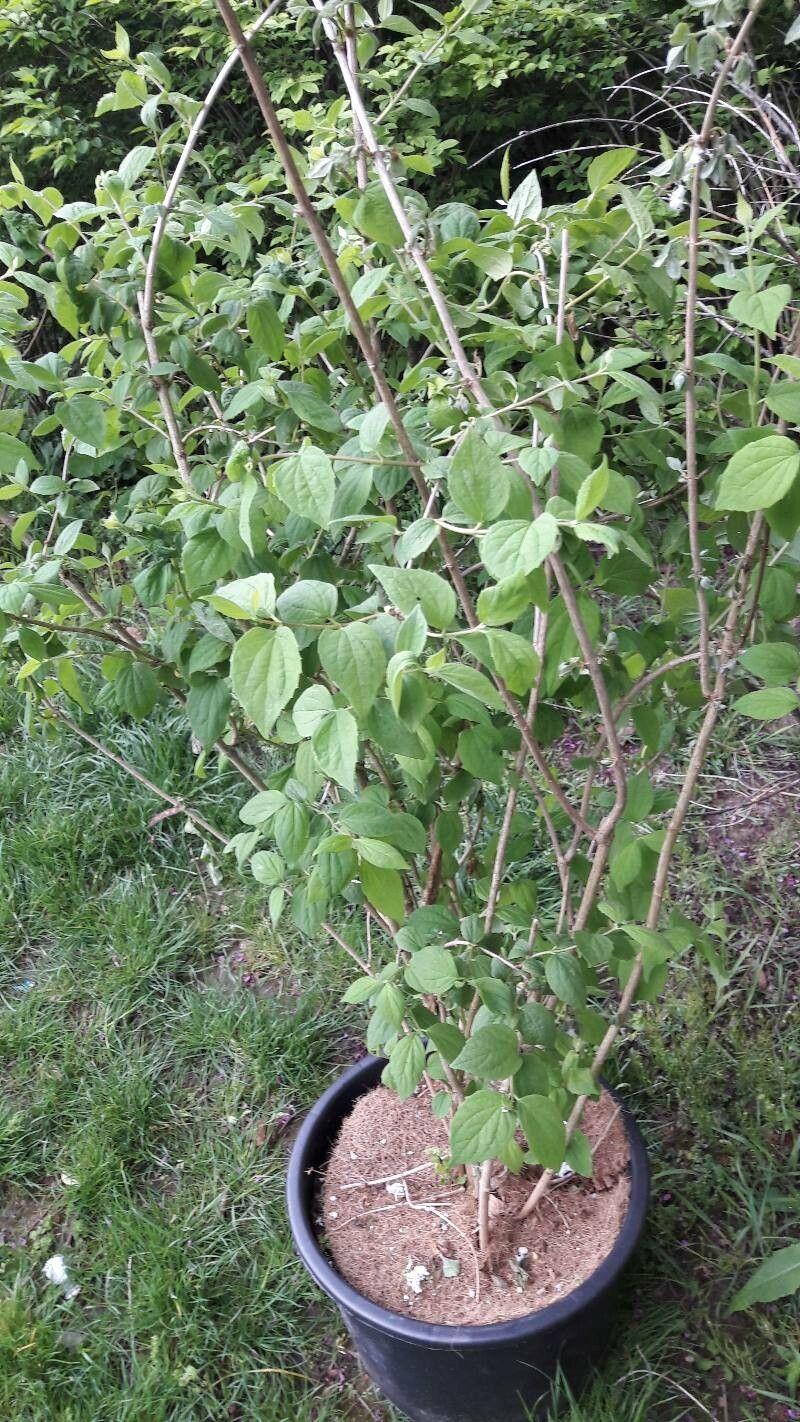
xmin=477 ymin=1160 xmax=492 ymax=1256
xmin=321 ymin=920 xmax=372 ymax=976
xmin=141 ymin=1 xmax=282 ymax=335
xmin=43 ymin=700 xmax=229 ymax=845
xmin=343 ymin=4 xmax=368 ymax=192
xmin=139 ymin=3 xmax=284 ymax=496
xmin=684 ymin=0 xmax=768 ymax=698
xmin=518 ymin=513 xmax=766 ymax=1220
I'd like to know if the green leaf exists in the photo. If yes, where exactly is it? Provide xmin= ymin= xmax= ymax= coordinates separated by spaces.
xmin=451 ymin=1025 xmax=521 ymax=1080
xmin=250 ymin=850 xmax=285 ymax=887
xmin=171 ymin=337 xmax=220 ymax=393
xmin=382 ymin=1035 xmax=426 ymax=1100
xmin=609 ymin=829 xmax=644 ymax=890
xmin=115 ymin=660 xmax=158 ymax=721
xmin=273 ymin=800 xmax=309 ymax=864
xmin=274 ymin=447 xmax=335 ymax=527
xmin=738 ymin=642 xmax=800 ymax=685
xmin=733 ymin=687 xmax=799 ymax=720
xmin=186 ymin=675 xmax=231 ymax=748
xmin=432 ymin=662 xmax=504 ymax=709
xmin=474 ymin=976 xmax=515 ymax=1017
xmin=269 ymin=885 xmax=285 ymax=927
xmin=337 ymin=802 xmax=426 ymax=855
xmin=207 ymin=573 xmax=276 ymax=621
xmin=517 ymin=447 xmax=558 ymax=485
xmin=450 ymin=1089 xmax=514 ymax=1164
xmin=0 ymin=432 xmax=38 ymax=474
xmin=480 ymin=514 xmax=559 ymax=580
xmin=458 ymin=723 xmax=505 ymax=783
xmin=575 ymin=459 xmax=610 ymax=521
xmin=723 ymin=433 xmax=800 ymax=521
xmin=395 ymin=519 xmax=439 ymax=566
xmin=280 ymin=382 xmax=341 ymax=433
xmin=187 ymin=634 xmax=229 ymax=675
xmin=728 ymin=285 xmax=791 ymax=339
xmin=318 ymin=622 xmax=387 ymax=719
xmin=476 ymin=573 xmax=539 ymax=626
xmin=52 ymin=520 xmax=82 ymax=556
xmin=366 ymin=700 xmax=425 ymax=758
xmin=313 ymin=709 xmax=359 ymax=791
xmin=370 ymin=565 xmax=456 ymax=629
xmin=447 ymin=430 xmax=509 ymax=523
xmin=587 ymin=147 xmax=637 ymax=192
xmin=544 ymin=954 xmax=586 ymax=1009
xmin=366 ymin=983 xmax=405 ymax=1051
xmin=764 ymin=382 xmax=800 ymax=423
xmin=48 ymin=287 xmax=79 ymax=337
xmin=55 ymin=395 xmax=107 ymax=450
xmin=355 ymin=838 xmax=409 ymax=869
xmin=517 ymin=1095 xmax=566 ymax=1170
xmin=500 ymin=146 xmax=511 ymax=201
xmin=343 ymin=975 xmax=379 ymax=1005
xmin=247 ymin=298 xmax=284 ymax=360
xmin=239 ymin=790 xmax=286 ymax=826
xmin=518 ymin=1003 xmax=556 ymax=1048
xmin=462 ymin=241 xmax=512 ymax=280
xmin=396 ymin=605 xmax=428 ymax=655
xmin=769 ymin=478 xmax=800 ymax=541
xmin=506 ymin=169 xmax=542 ymax=224
xmin=182 ymin=531 xmax=234 ymax=594
xmin=484 ymin=630 xmax=539 ymax=694
xmin=19 ymin=626 xmax=49 ymax=662
xmin=353 ymin=183 xmax=404 ymax=246
xmin=57 ymin=657 xmax=89 ymax=710
xmin=118 ymin=144 xmax=154 ymax=186
xmin=426 ymin=1019 xmax=466 ymax=1063
xmin=565 ymin=1129 xmax=593 ymax=1177
xmin=230 ymin=627 xmax=301 ymax=736
xmin=361 ymin=860 xmax=406 ymax=922
xmin=730 ymin=1243 xmax=800 ymax=1312
xmin=275 ymin=580 xmax=337 ymax=627
xmin=293 ymin=685 xmax=334 ymax=738
xmin=404 ymin=946 xmax=459 ymax=995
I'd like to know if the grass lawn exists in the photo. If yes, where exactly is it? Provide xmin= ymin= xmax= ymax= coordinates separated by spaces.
xmin=0 ymin=688 xmax=797 ymax=1422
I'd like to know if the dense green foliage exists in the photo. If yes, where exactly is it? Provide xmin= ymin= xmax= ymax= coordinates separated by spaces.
xmin=1 ymin=0 xmax=799 ymax=1209
xmin=0 ymin=0 xmax=684 ymax=200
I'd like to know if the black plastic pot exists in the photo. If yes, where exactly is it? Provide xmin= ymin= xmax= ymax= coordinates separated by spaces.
xmin=287 ymin=1055 xmax=649 ymax=1422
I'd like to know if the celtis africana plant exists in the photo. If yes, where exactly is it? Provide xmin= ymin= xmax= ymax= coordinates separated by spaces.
xmin=1 ymin=0 xmax=799 ymax=1270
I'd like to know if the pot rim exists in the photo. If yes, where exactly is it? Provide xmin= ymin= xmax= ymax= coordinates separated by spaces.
xmin=287 ymin=1054 xmax=649 ymax=1348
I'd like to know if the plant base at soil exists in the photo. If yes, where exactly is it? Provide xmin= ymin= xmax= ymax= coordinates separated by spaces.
xmin=320 ymin=1084 xmax=630 ymax=1326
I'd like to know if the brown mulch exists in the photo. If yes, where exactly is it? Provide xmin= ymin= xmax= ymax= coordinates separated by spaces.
xmin=319 ymin=1085 xmax=630 ymax=1326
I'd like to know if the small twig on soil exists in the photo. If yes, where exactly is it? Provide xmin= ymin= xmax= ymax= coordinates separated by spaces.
xmin=589 ymin=1103 xmax=622 ymax=1156
xmin=703 ymin=782 xmax=798 ymax=819
xmin=340 ymin=1162 xmax=435 ymax=1191
xmin=541 ymin=1193 xmax=571 ymax=1233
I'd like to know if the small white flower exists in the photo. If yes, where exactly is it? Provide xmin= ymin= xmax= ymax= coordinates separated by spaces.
xmin=43 ymin=1255 xmax=80 ymax=1301
xmin=385 ymin=1180 xmax=405 ymax=1199
xmin=668 ymin=184 xmax=687 ymax=213
xmin=43 ymin=1255 xmax=68 ymax=1287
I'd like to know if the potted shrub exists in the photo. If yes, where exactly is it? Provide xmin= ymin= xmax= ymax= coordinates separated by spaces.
xmin=0 ymin=0 xmax=798 ymax=1416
